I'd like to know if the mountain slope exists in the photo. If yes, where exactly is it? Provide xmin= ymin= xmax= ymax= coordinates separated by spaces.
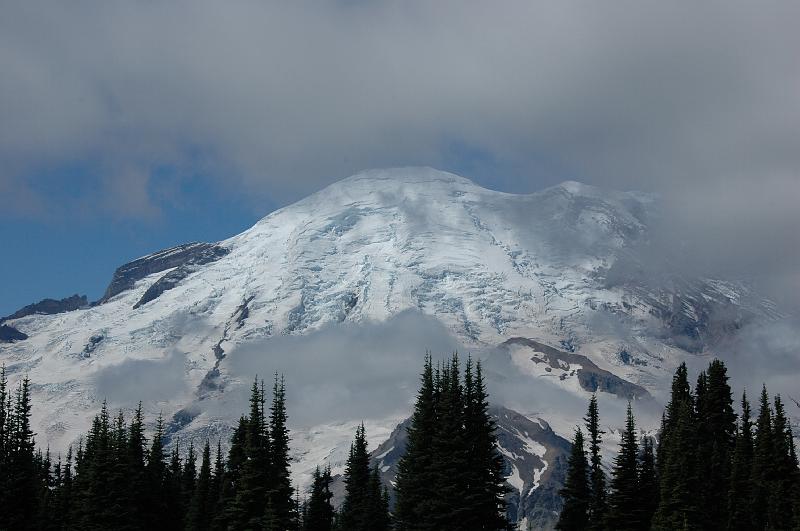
xmin=0 ymin=167 xmax=773 ymax=526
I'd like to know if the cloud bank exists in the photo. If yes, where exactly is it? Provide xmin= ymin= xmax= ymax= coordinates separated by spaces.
xmin=2 ymin=1 xmax=798 ymax=304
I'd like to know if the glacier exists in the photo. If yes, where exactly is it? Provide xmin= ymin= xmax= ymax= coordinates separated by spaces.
xmin=0 ymin=167 xmax=775 ymax=527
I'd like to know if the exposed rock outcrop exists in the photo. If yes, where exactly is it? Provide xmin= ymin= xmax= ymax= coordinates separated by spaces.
xmin=1 ymin=294 xmax=87 ymax=323
xmin=0 ymin=324 xmax=28 ymax=342
xmin=502 ymin=338 xmax=652 ymax=400
xmin=99 ymin=242 xmax=229 ymax=304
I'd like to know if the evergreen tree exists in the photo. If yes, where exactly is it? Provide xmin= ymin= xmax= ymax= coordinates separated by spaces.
xmin=0 ymin=365 xmax=9 ymax=524
xmin=186 ymin=440 xmax=213 ymax=531
xmin=268 ymin=374 xmax=295 ymax=529
xmin=4 ymin=376 xmax=39 ymax=530
xmin=340 ymin=423 xmax=389 ymax=531
xmin=606 ymin=402 xmax=642 ymax=531
xmin=727 ymin=392 xmax=754 ymax=530
xmin=463 ymin=359 xmax=509 ymax=530
xmin=694 ymin=360 xmax=736 ymax=530
xmin=367 ymin=465 xmax=392 ymax=531
xmin=209 ymin=439 xmax=225 ymax=525
xmin=428 ymin=355 xmax=469 ymax=528
xmin=165 ymin=441 xmax=186 ymax=530
xmin=146 ymin=413 xmax=170 ymax=528
xmin=109 ymin=409 xmax=133 ymax=527
xmin=653 ymin=363 xmax=699 ymax=530
xmin=128 ymin=403 xmax=149 ymax=528
xmin=638 ymin=436 xmax=658 ymax=530
xmin=768 ymin=395 xmax=795 ymax=529
xmin=395 ymin=354 xmax=438 ymax=529
xmin=304 ymin=466 xmax=334 ymax=531
xmin=752 ymin=385 xmax=774 ymax=530
xmin=395 ymin=354 xmax=507 ymax=530
xmin=231 ymin=378 xmax=271 ymax=529
xmin=556 ymin=428 xmax=590 ymax=530
xmin=584 ymin=394 xmax=607 ymax=529
xmin=183 ymin=442 xmax=198 ymax=515
xmin=217 ymin=415 xmax=248 ymax=528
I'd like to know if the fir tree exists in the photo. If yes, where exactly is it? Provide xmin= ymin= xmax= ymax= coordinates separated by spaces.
xmin=727 ymin=392 xmax=754 ymax=530
xmin=0 ymin=365 xmax=9 ymax=524
xmin=464 ymin=359 xmax=509 ymax=530
xmin=217 ymin=415 xmax=248 ymax=528
xmin=556 ymin=428 xmax=590 ymax=530
xmin=695 ymin=360 xmax=736 ymax=530
xmin=768 ymin=395 xmax=795 ymax=530
xmin=146 ymin=413 xmax=169 ymax=528
xmin=166 ymin=441 xmax=186 ymax=530
xmin=653 ymin=363 xmax=699 ymax=530
xmin=183 ymin=442 xmax=198 ymax=515
xmin=638 ymin=435 xmax=658 ymax=529
xmin=395 ymin=354 xmax=438 ymax=529
xmin=4 ymin=376 xmax=39 ymax=530
xmin=232 ymin=378 xmax=271 ymax=528
xmin=606 ymin=402 xmax=642 ymax=531
xmin=428 ymin=355 xmax=469 ymax=528
xmin=128 ymin=403 xmax=149 ymax=528
xmin=752 ymin=385 xmax=774 ymax=530
xmin=186 ymin=440 xmax=213 ymax=531
xmin=209 ymin=439 xmax=225 ymax=525
xmin=268 ymin=374 xmax=295 ymax=529
xmin=340 ymin=423 xmax=384 ymax=531
xmin=304 ymin=466 xmax=334 ymax=531
xmin=584 ymin=394 xmax=607 ymax=530
xmin=367 ymin=465 xmax=392 ymax=531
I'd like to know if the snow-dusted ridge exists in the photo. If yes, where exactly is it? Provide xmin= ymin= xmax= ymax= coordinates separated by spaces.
xmin=0 ymin=167 xmax=773 ymax=526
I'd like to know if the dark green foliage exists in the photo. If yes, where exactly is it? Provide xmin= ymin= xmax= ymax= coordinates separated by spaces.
xmin=556 ymin=428 xmax=590 ymax=530
xmin=727 ymin=392 xmax=754 ymax=530
xmin=304 ymin=466 xmax=334 ymax=531
xmin=395 ymin=354 xmax=508 ymax=530
xmin=464 ymin=359 xmax=510 ymax=530
xmin=752 ymin=385 xmax=775 ymax=529
xmin=638 ymin=436 xmax=658 ymax=529
xmin=395 ymin=354 xmax=438 ymax=529
xmin=584 ymin=394 xmax=607 ymax=530
xmin=268 ymin=374 xmax=296 ymax=530
xmin=653 ymin=362 xmax=699 ymax=530
xmin=186 ymin=440 xmax=214 ymax=531
xmin=5 ymin=355 xmax=799 ymax=531
xmin=605 ymin=403 xmax=642 ymax=531
xmin=694 ymin=360 xmax=736 ymax=530
xmin=339 ymin=424 xmax=390 ymax=531
xmin=2 ymin=376 xmax=39 ymax=529
xmin=230 ymin=378 xmax=272 ymax=528
xmin=768 ymin=395 xmax=796 ymax=530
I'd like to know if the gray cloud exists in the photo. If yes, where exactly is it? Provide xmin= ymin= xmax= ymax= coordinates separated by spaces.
xmin=94 ymin=350 xmax=190 ymax=404
xmin=221 ymin=310 xmax=659 ymax=435
xmin=225 ymin=311 xmax=461 ymax=427
xmin=1 ymin=1 xmax=798 ymax=304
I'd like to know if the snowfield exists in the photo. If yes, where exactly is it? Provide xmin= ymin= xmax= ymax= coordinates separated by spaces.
xmin=0 ymin=167 xmax=774 ymax=525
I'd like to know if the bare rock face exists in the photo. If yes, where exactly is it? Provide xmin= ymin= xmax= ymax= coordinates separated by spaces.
xmin=98 ymin=242 xmax=229 ymax=304
xmin=0 ymin=324 xmax=28 ymax=342
xmin=1 ymin=294 xmax=88 ymax=323
xmin=501 ymin=338 xmax=651 ymax=400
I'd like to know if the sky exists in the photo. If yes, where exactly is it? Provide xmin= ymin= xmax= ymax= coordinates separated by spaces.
xmin=1 ymin=0 xmax=799 ymax=317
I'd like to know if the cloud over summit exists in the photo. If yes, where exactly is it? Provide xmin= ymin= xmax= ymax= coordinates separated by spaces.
xmin=2 ymin=0 xmax=799 ymax=304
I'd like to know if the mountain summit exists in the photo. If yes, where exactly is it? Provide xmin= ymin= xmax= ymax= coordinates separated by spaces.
xmin=0 ymin=167 xmax=772 ymax=527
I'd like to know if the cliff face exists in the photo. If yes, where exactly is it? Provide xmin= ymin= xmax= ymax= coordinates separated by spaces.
xmin=1 ymin=294 xmax=88 ymax=323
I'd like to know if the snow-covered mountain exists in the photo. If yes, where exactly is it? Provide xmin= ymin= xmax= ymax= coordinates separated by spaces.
xmin=0 ymin=167 xmax=775 ymax=526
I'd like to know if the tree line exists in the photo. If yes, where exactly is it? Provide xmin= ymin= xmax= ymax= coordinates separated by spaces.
xmin=0 ymin=354 xmax=511 ymax=530
xmin=557 ymin=359 xmax=800 ymax=531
